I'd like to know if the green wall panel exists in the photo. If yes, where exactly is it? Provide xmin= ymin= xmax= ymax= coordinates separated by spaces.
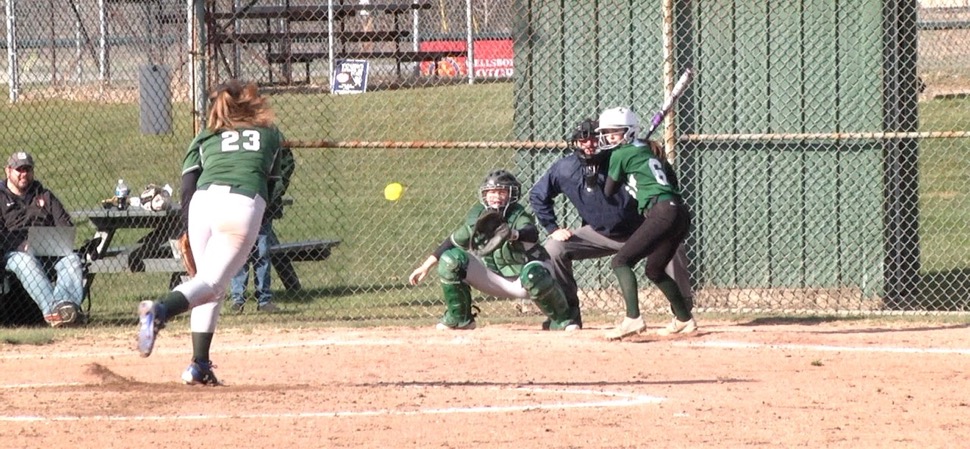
xmin=629 ymin=4 xmax=665 ymax=109
xmin=515 ymin=0 xmax=917 ymax=302
xmin=733 ymin=145 xmax=771 ymax=287
xmin=767 ymin=1 xmax=803 ymax=133
xmin=512 ymin=0 xmax=535 ymax=139
xmin=769 ymin=147 xmax=806 ymax=286
xmin=840 ymin=144 xmax=886 ymax=298
xmin=563 ymin=2 xmax=599 ymax=124
xmin=840 ymin=2 xmax=885 ymax=130
xmin=733 ymin=2 xmax=770 ymax=134
xmin=531 ymin=0 xmax=566 ymax=139
xmin=695 ymin=1 xmax=736 ymax=133
xmin=696 ymin=147 xmax=738 ymax=285
xmin=803 ymin=145 xmax=842 ymax=286
xmin=514 ymin=0 xmax=665 ymax=140
xmin=802 ymin=0 xmax=839 ymax=135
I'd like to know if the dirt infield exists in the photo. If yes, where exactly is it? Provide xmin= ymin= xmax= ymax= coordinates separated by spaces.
xmin=1 ymin=319 xmax=968 ymax=448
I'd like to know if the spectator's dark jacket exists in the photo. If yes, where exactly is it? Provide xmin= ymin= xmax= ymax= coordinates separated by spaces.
xmin=265 ymin=146 xmax=296 ymax=222
xmin=0 ymin=180 xmax=73 ymax=254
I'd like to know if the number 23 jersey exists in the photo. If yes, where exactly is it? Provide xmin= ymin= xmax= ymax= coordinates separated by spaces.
xmin=182 ymin=126 xmax=284 ymax=202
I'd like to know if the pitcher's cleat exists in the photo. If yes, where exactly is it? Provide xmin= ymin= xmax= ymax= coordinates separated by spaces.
xmin=137 ymin=300 xmax=165 ymax=357
xmin=657 ymin=317 xmax=698 ymax=336
xmin=182 ymin=359 xmax=221 ymax=386
xmin=606 ymin=316 xmax=646 ymax=340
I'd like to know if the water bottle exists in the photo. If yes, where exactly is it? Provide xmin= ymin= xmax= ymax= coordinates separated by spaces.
xmin=115 ymin=179 xmax=129 ymax=210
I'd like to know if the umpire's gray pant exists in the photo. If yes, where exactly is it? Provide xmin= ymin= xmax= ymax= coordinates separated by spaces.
xmin=543 ymin=225 xmax=693 ymax=312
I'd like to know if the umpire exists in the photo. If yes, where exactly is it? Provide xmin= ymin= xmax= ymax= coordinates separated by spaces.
xmin=529 ymin=118 xmax=693 ymax=326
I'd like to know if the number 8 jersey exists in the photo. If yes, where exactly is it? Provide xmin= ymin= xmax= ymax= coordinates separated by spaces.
xmin=182 ymin=126 xmax=284 ymax=202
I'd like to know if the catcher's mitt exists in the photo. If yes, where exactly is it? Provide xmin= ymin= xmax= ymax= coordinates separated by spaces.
xmin=175 ymin=232 xmax=197 ymax=277
xmin=469 ymin=210 xmax=512 ymax=257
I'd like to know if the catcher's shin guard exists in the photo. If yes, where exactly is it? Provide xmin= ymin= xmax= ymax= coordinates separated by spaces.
xmin=437 ymin=247 xmax=469 ymax=283
xmin=520 ymin=262 xmax=575 ymax=329
xmin=439 ymin=282 xmax=475 ymax=328
xmin=437 ymin=248 xmax=475 ymax=328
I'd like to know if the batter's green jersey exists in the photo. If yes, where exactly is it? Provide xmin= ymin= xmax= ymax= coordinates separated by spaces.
xmin=182 ymin=126 xmax=284 ymax=201
xmin=450 ymin=203 xmax=544 ymax=277
xmin=607 ymin=140 xmax=680 ymax=213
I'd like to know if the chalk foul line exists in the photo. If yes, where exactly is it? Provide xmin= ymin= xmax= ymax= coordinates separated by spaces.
xmin=0 ymin=387 xmax=663 ymax=422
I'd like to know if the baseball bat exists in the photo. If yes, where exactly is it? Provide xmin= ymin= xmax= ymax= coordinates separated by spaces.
xmin=642 ymin=67 xmax=694 ymax=140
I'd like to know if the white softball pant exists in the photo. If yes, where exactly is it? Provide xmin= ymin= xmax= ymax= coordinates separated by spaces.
xmin=463 ymin=254 xmax=552 ymax=300
xmin=176 ymin=186 xmax=265 ymax=332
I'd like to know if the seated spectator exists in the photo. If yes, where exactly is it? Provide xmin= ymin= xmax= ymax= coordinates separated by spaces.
xmin=0 ymin=151 xmax=83 ymax=327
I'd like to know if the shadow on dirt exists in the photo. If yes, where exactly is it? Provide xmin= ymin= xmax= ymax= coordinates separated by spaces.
xmin=739 ymin=316 xmax=969 ymax=334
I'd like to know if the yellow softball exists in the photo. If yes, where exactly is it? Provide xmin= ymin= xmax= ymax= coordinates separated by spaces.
xmin=384 ymin=182 xmax=404 ymax=201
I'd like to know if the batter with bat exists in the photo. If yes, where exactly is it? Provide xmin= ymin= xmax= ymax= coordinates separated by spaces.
xmin=137 ymin=80 xmax=286 ymax=385
xmin=408 ymin=169 xmax=579 ymax=331
xmin=598 ymin=106 xmax=696 ymax=340
xmin=529 ymin=118 xmax=693 ymax=331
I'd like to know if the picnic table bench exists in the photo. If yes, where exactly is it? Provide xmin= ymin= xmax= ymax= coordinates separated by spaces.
xmin=70 ymin=205 xmax=340 ymax=311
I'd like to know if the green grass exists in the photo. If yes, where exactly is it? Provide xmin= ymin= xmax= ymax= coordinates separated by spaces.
xmin=917 ymin=98 xmax=970 ymax=272
xmin=1 ymin=84 xmax=969 ymax=331
xmin=0 ymin=82 xmax=521 ymax=326
xmin=0 ymin=328 xmax=59 ymax=346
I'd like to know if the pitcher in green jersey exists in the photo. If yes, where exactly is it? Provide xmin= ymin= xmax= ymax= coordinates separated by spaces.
xmin=136 ymin=80 xmax=287 ymax=385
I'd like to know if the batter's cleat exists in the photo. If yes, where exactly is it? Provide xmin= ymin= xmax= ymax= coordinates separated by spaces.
xmin=137 ymin=300 xmax=165 ymax=357
xmin=657 ymin=317 xmax=698 ymax=336
xmin=436 ymin=320 xmax=477 ymax=331
xmin=181 ymin=359 xmax=220 ymax=386
xmin=543 ymin=316 xmax=583 ymax=331
xmin=45 ymin=301 xmax=82 ymax=328
xmin=606 ymin=316 xmax=646 ymax=340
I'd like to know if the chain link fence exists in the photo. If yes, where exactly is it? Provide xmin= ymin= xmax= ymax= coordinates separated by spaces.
xmin=0 ymin=0 xmax=968 ymax=328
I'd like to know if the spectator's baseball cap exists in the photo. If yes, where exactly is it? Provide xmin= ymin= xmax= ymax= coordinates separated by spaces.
xmin=7 ymin=151 xmax=34 ymax=169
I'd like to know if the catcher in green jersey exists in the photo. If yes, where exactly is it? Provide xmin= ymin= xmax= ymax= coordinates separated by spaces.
xmin=597 ymin=107 xmax=696 ymax=340
xmin=136 ymin=80 xmax=287 ymax=385
xmin=409 ymin=169 xmax=580 ymax=331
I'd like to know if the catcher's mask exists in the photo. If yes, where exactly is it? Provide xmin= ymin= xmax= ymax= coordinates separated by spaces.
xmin=569 ymin=118 xmax=601 ymax=161
xmin=479 ymin=169 xmax=521 ymax=215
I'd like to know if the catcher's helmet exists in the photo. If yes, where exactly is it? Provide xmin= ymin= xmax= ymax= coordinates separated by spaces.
xmin=479 ymin=169 xmax=521 ymax=214
xmin=569 ymin=118 xmax=601 ymax=161
xmin=595 ymin=107 xmax=639 ymax=151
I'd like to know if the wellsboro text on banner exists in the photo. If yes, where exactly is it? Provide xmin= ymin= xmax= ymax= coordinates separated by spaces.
xmin=419 ymin=38 xmax=513 ymax=79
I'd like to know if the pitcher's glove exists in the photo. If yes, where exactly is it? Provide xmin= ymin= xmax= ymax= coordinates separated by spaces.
xmin=469 ymin=210 xmax=515 ymax=257
xmin=176 ymin=232 xmax=196 ymax=277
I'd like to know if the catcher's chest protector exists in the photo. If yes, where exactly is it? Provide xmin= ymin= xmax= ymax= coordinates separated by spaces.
xmin=481 ymin=207 xmax=531 ymax=276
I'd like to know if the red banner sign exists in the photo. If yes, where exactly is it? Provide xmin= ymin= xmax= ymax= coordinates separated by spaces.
xmin=419 ymin=39 xmax=513 ymax=78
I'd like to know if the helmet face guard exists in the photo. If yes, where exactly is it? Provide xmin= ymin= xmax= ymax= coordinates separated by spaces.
xmin=596 ymin=107 xmax=640 ymax=151
xmin=569 ymin=118 xmax=600 ymax=161
xmin=479 ymin=169 xmax=522 ymax=214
